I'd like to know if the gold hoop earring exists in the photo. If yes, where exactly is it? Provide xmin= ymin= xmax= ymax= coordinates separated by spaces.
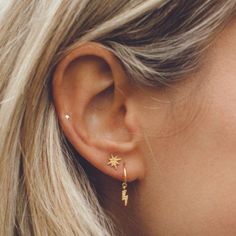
xmin=122 ymin=164 xmax=128 ymax=206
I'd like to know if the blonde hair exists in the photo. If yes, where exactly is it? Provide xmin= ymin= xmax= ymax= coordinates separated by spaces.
xmin=0 ymin=1 xmax=235 ymax=235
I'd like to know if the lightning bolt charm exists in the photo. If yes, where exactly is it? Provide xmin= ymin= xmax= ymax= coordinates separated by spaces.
xmin=122 ymin=183 xmax=128 ymax=206
xmin=121 ymin=164 xmax=128 ymax=206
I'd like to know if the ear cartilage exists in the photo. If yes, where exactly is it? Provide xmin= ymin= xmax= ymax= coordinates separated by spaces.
xmin=65 ymin=114 xmax=70 ymax=120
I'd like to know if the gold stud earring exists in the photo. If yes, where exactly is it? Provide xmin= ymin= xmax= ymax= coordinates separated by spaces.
xmin=107 ymin=154 xmax=121 ymax=170
xmin=122 ymin=163 xmax=128 ymax=206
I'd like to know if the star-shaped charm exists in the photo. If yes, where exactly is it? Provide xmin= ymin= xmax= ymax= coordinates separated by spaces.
xmin=107 ymin=154 xmax=122 ymax=170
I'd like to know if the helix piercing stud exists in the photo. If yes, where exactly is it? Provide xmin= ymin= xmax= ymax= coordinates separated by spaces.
xmin=65 ymin=114 xmax=70 ymax=120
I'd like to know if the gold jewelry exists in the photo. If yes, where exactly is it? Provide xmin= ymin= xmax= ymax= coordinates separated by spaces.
xmin=122 ymin=164 xmax=128 ymax=206
xmin=107 ymin=154 xmax=121 ymax=170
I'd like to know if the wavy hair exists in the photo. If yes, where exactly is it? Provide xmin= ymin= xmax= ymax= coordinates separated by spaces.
xmin=0 ymin=0 xmax=235 ymax=235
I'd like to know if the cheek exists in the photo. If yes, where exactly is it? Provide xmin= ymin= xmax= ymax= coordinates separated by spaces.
xmin=158 ymin=151 xmax=236 ymax=235
xmin=141 ymin=108 xmax=236 ymax=235
xmin=139 ymin=75 xmax=236 ymax=235
xmin=201 ymin=25 xmax=236 ymax=153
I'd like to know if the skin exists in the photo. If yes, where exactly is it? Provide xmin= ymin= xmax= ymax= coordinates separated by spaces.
xmin=53 ymin=19 xmax=236 ymax=235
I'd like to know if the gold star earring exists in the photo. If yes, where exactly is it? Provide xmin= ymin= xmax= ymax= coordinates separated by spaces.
xmin=107 ymin=154 xmax=121 ymax=170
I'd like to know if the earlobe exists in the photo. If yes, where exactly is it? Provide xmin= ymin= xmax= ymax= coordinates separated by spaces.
xmin=52 ymin=42 xmax=145 ymax=182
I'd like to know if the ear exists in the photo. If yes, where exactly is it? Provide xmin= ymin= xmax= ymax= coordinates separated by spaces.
xmin=52 ymin=42 xmax=145 ymax=182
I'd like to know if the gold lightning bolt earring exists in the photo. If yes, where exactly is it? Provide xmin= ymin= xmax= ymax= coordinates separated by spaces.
xmin=122 ymin=163 xmax=128 ymax=206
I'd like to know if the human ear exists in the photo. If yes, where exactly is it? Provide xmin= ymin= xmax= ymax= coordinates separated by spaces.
xmin=52 ymin=42 xmax=145 ymax=182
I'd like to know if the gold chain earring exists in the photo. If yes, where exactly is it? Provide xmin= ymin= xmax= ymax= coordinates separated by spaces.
xmin=122 ymin=163 xmax=128 ymax=206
